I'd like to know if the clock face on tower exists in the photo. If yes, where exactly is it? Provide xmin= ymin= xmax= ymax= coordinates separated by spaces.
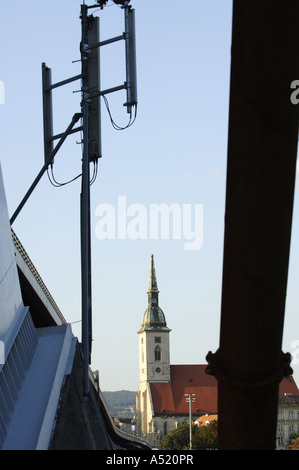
xmin=155 ymin=367 xmax=161 ymax=373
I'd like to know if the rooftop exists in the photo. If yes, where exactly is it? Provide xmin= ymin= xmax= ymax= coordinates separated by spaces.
xmin=149 ymin=365 xmax=299 ymax=417
xmin=279 ymin=375 xmax=299 ymax=396
xmin=194 ymin=414 xmax=218 ymax=426
xmin=150 ymin=364 xmax=218 ymax=416
xmin=278 ymin=394 xmax=299 ymax=406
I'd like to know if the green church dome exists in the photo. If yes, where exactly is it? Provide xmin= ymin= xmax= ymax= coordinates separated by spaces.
xmin=138 ymin=254 xmax=170 ymax=332
xmin=141 ymin=305 xmax=167 ymax=329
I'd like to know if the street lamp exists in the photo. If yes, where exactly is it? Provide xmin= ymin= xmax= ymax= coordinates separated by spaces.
xmin=185 ymin=394 xmax=196 ymax=450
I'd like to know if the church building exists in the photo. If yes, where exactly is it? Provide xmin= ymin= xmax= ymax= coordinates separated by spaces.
xmin=136 ymin=255 xmax=299 ymax=446
xmin=136 ymin=255 xmax=218 ymax=444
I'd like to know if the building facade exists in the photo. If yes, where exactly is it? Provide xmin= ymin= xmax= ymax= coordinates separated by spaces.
xmin=276 ymin=394 xmax=299 ymax=449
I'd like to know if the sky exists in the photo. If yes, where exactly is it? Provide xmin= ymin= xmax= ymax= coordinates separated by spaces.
xmin=0 ymin=1 xmax=299 ymax=392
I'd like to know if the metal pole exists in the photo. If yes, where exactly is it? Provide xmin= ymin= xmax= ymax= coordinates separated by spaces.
xmin=10 ymin=113 xmax=82 ymax=225
xmin=185 ymin=394 xmax=194 ymax=450
xmin=80 ymin=3 xmax=91 ymax=401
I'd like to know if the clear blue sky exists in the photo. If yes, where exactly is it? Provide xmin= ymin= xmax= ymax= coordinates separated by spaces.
xmin=0 ymin=1 xmax=299 ymax=391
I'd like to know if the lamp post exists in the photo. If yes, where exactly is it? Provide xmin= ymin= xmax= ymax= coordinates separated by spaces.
xmin=185 ymin=394 xmax=196 ymax=450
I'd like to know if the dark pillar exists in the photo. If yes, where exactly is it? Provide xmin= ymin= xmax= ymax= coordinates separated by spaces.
xmin=207 ymin=1 xmax=299 ymax=449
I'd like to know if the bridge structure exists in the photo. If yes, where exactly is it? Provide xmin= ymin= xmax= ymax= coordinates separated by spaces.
xmin=0 ymin=165 xmax=148 ymax=450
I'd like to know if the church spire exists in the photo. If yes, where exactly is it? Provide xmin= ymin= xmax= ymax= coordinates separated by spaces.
xmin=148 ymin=254 xmax=159 ymax=295
xmin=139 ymin=254 xmax=168 ymax=330
xmin=147 ymin=254 xmax=159 ymax=307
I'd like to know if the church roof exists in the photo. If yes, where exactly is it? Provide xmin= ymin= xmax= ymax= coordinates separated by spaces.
xmin=278 ymin=375 xmax=299 ymax=396
xmin=150 ymin=365 xmax=218 ymax=416
xmin=141 ymin=306 xmax=168 ymax=330
xmin=149 ymin=365 xmax=299 ymax=417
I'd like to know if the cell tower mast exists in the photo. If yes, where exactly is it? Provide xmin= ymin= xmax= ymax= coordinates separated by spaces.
xmin=11 ymin=0 xmax=137 ymax=401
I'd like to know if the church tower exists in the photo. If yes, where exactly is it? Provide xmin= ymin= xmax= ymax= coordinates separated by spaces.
xmin=137 ymin=254 xmax=171 ymax=383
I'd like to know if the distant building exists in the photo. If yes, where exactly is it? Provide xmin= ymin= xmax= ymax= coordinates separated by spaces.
xmin=194 ymin=414 xmax=218 ymax=427
xmin=113 ymin=417 xmax=136 ymax=435
xmin=136 ymin=254 xmax=299 ymax=448
xmin=276 ymin=393 xmax=299 ymax=449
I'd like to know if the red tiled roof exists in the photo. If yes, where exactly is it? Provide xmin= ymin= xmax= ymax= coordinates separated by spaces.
xmin=150 ymin=365 xmax=217 ymax=416
xmin=149 ymin=365 xmax=299 ymax=416
xmin=194 ymin=414 xmax=218 ymax=426
xmin=279 ymin=375 xmax=299 ymax=396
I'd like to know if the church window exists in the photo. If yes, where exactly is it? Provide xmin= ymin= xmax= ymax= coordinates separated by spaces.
xmin=155 ymin=346 xmax=161 ymax=362
xmin=155 ymin=337 xmax=161 ymax=343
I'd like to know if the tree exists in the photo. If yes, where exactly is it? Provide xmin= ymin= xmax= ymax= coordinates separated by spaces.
xmin=193 ymin=420 xmax=218 ymax=450
xmin=287 ymin=432 xmax=299 ymax=450
xmin=160 ymin=422 xmax=190 ymax=450
xmin=160 ymin=420 xmax=218 ymax=450
xmin=287 ymin=437 xmax=299 ymax=450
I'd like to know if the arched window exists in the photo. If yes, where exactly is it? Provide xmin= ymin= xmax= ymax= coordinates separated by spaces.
xmin=155 ymin=346 xmax=161 ymax=362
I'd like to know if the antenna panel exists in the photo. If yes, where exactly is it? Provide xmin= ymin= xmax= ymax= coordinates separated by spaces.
xmin=125 ymin=8 xmax=137 ymax=112
xmin=88 ymin=16 xmax=102 ymax=160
